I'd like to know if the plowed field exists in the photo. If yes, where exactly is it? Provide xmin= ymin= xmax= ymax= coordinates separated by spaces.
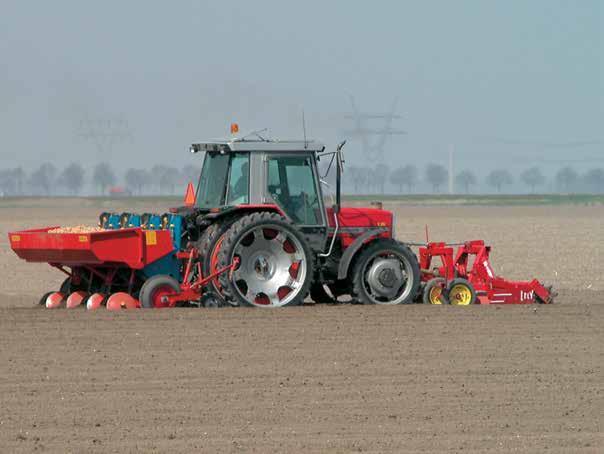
xmin=0 ymin=199 xmax=602 ymax=453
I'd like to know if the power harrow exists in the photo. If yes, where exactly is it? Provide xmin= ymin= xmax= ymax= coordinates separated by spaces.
xmin=418 ymin=240 xmax=554 ymax=305
xmin=8 ymin=131 xmax=554 ymax=309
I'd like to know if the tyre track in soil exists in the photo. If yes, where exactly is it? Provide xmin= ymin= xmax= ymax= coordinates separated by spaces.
xmin=0 ymin=289 xmax=602 ymax=453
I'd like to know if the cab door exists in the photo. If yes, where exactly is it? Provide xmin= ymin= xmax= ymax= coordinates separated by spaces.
xmin=265 ymin=154 xmax=325 ymax=227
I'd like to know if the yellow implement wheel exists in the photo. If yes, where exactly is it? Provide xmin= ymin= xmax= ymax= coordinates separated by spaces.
xmin=422 ymin=278 xmax=449 ymax=305
xmin=446 ymin=278 xmax=476 ymax=305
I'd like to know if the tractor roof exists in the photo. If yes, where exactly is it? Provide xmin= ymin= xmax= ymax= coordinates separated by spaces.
xmin=190 ymin=138 xmax=326 ymax=154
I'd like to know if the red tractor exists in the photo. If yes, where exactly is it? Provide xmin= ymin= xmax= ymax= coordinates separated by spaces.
xmin=183 ymin=136 xmax=420 ymax=307
xmin=8 ymin=130 xmax=553 ymax=309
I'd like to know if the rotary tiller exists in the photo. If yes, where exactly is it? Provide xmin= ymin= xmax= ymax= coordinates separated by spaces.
xmin=418 ymin=240 xmax=555 ymax=305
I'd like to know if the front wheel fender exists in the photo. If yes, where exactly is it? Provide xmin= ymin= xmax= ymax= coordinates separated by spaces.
xmin=337 ymin=228 xmax=388 ymax=280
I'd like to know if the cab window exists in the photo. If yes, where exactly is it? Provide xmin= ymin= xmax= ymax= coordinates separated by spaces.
xmin=197 ymin=152 xmax=229 ymax=208
xmin=197 ymin=152 xmax=249 ymax=207
xmin=267 ymin=156 xmax=321 ymax=225
xmin=227 ymin=154 xmax=249 ymax=205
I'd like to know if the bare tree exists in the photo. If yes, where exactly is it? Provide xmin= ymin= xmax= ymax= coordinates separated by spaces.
xmin=425 ymin=163 xmax=448 ymax=193
xmin=390 ymin=164 xmax=418 ymax=193
xmin=555 ymin=166 xmax=578 ymax=192
xmin=13 ymin=167 xmax=26 ymax=195
xmin=389 ymin=167 xmax=405 ymax=193
xmin=0 ymin=170 xmax=16 ymax=195
xmin=159 ymin=166 xmax=179 ymax=195
xmin=0 ymin=167 xmax=27 ymax=196
xmin=584 ymin=168 xmax=604 ymax=193
xmin=348 ymin=166 xmax=368 ymax=194
xmin=29 ymin=163 xmax=57 ymax=195
xmin=92 ymin=162 xmax=116 ymax=195
xmin=455 ymin=169 xmax=477 ymax=194
xmin=61 ymin=163 xmax=85 ymax=195
xmin=372 ymin=164 xmax=389 ymax=194
xmin=124 ymin=168 xmax=149 ymax=195
xmin=149 ymin=165 xmax=180 ymax=195
xmin=486 ymin=169 xmax=513 ymax=193
xmin=181 ymin=164 xmax=199 ymax=186
xmin=520 ymin=167 xmax=546 ymax=193
xmin=150 ymin=164 xmax=169 ymax=194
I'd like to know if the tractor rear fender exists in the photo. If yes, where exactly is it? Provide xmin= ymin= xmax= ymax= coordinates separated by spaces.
xmin=337 ymin=228 xmax=388 ymax=280
xmin=197 ymin=204 xmax=285 ymax=226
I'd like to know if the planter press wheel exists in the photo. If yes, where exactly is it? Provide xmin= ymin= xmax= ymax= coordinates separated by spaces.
xmin=139 ymin=275 xmax=180 ymax=308
xmin=423 ymin=278 xmax=448 ymax=305
xmin=217 ymin=213 xmax=313 ymax=308
xmin=446 ymin=278 xmax=476 ymax=306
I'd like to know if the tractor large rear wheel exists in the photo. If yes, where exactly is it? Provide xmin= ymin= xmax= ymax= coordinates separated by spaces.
xmin=217 ymin=212 xmax=313 ymax=307
xmin=351 ymin=239 xmax=420 ymax=305
xmin=195 ymin=219 xmax=235 ymax=296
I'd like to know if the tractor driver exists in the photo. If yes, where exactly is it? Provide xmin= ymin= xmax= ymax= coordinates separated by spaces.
xmin=228 ymin=160 xmax=249 ymax=205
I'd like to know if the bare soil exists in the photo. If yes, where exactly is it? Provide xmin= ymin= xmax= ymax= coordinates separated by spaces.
xmin=0 ymin=199 xmax=602 ymax=453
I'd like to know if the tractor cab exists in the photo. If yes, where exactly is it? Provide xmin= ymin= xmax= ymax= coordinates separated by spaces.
xmin=191 ymin=138 xmax=328 ymax=228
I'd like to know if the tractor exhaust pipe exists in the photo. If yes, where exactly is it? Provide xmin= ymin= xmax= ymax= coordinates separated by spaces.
xmin=335 ymin=140 xmax=346 ymax=214
xmin=320 ymin=141 xmax=346 ymax=258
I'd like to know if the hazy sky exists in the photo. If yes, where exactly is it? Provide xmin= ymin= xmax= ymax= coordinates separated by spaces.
xmin=1 ymin=1 xmax=602 ymax=173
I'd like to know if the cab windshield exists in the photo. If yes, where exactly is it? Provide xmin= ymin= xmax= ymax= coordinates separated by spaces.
xmin=197 ymin=152 xmax=249 ymax=208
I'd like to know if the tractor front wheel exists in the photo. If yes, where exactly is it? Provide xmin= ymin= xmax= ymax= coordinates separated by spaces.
xmin=351 ymin=239 xmax=420 ymax=305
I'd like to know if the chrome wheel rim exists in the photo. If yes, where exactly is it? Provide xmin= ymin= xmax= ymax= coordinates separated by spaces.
xmin=362 ymin=250 xmax=413 ymax=304
xmin=231 ymin=225 xmax=307 ymax=307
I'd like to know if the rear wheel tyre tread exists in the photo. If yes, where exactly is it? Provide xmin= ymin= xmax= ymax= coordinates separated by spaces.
xmin=195 ymin=219 xmax=235 ymax=300
xmin=217 ymin=212 xmax=314 ymax=307
xmin=351 ymin=239 xmax=420 ymax=305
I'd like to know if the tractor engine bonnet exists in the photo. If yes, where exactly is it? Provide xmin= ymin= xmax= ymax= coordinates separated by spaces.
xmin=326 ymin=207 xmax=393 ymax=246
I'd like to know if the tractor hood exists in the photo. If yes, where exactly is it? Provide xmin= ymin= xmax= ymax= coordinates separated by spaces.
xmin=326 ymin=206 xmax=393 ymax=232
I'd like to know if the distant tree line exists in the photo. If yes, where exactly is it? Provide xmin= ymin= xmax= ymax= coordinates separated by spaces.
xmin=345 ymin=163 xmax=604 ymax=195
xmin=2 ymin=161 xmax=604 ymax=196
xmin=0 ymin=162 xmax=200 ymax=196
